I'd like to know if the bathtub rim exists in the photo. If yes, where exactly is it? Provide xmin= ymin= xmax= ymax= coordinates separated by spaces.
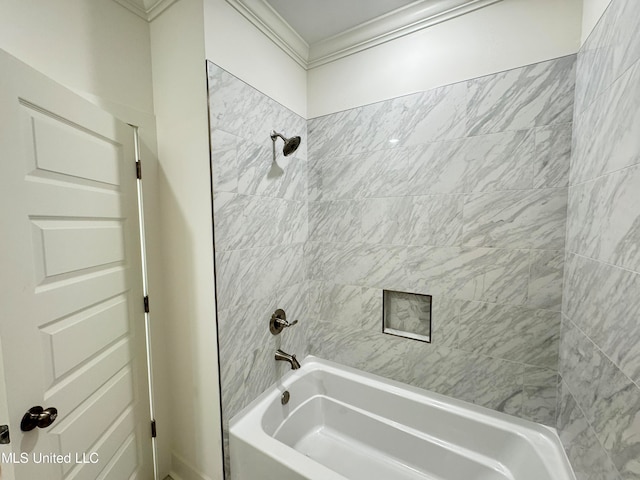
xmin=229 ymin=355 xmax=575 ymax=480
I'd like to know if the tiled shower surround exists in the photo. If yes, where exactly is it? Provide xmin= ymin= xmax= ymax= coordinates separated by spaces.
xmin=210 ymin=54 xmax=576 ymax=475
xmin=557 ymin=0 xmax=640 ymax=479
xmin=306 ymin=54 xmax=575 ymax=425
xmin=207 ymin=61 xmax=310 ymax=472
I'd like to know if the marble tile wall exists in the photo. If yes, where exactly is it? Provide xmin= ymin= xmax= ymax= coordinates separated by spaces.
xmin=559 ymin=0 xmax=640 ymax=478
xmin=207 ymin=62 xmax=309 ymax=477
xmin=209 ymin=54 xmax=584 ymax=478
xmin=306 ymin=55 xmax=576 ymax=426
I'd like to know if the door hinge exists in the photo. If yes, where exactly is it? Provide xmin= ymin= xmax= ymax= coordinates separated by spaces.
xmin=151 ymin=420 xmax=156 ymax=438
xmin=143 ymin=296 xmax=150 ymax=313
xmin=136 ymin=160 xmax=142 ymax=179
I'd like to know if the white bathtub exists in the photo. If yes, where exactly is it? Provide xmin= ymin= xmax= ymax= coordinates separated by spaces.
xmin=229 ymin=356 xmax=575 ymax=480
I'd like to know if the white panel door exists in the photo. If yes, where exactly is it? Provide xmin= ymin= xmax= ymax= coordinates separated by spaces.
xmin=0 ymin=49 xmax=154 ymax=479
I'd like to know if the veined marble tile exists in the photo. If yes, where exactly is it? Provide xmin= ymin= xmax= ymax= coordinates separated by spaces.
xmin=462 ymin=188 xmax=567 ymax=250
xmin=356 ymin=144 xmax=462 ymax=199
xmin=307 ymin=92 xmax=425 ymax=158
xmin=361 ymin=197 xmax=412 ymax=245
xmin=313 ymin=151 xmax=377 ymax=200
xmin=574 ymin=43 xmax=616 ymax=118
xmin=565 ymin=180 xmax=604 ymax=258
xmin=346 ymin=244 xmax=407 ymax=289
xmin=360 ymin=194 xmax=464 ymax=247
xmin=348 ymin=332 xmax=424 ymax=384
xmin=280 ymin=199 xmax=308 ymax=245
xmin=307 ymin=320 xmax=421 ymax=383
xmin=533 ymin=124 xmax=572 ymax=188
xmin=214 ymin=192 xmax=273 ymax=251
xmin=527 ymin=250 xmax=564 ymax=312
xmin=571 ymin=61 xmax=640 ymax=184
xmin=569 ymin=102 xmax=598 ymax=185
xmin=452 ymin=301 xmax=560 ymax=368
xmin=410 ymin=345 xmax=474 ymax=401
xmin=559 ymin=316 xmax=605 ymax=427
xmin=386 ymin=132 xmax=537 ymax=196
xmin=429 ymin=296 xmax=460 ymax=347
xmin=310 ymin=242 xmax=406 ymax=289
xmin=361 ymin=287 xmax=384 ymax=332
xmin=210 ymin=129 xmax=240 ymax=193
xmin=308 ymin=281 xmax=369 ymax=329
xmin=522 ymin=366 xmax=558 ymax=425
xmin=311 ymin=318 xmax=528 ymax=418
xmin=611 ymin=0 xmax=640 ymax=84
xmin=567 ymin=165 xmax=640 ymax=271
xmin=564 ymin=252 xmax=640 ymax=386
xmin=313 ymin=327 xmax=461 ymax=400
xmin=405 ymin=246 xmax=530 ymax=305
xmin=524 ymin=365 xmax=558 ymax=387
xmin=208 ymin=62 xmax=269 ymax=142
xmin=559 ymin=317 xmax=640 ymax=478
xmin=236 ymin=139 xmax=307 ymax=201
xmin=208 ymin=62 xmax=306 ymax=156
xmin=408 ymin=195 xmax=464 ymax=246
xmin=308 ymin=200 xmax=362 ymax=243
xmin=215 ymin=243 xmax=305 ymax=311
xmin=573 ymin=7 xmax=618 ymax=118
xmin=521 ymin=385 xmax=556 ymax=426
xmin=404 ymin=82 xmax=468 ymax=145
xmin=466 ymin=56 xmax=576 ymax=136
xmin=304 ymin=241 xmax=324 ymax=281
xmin=217 ymin=296 xmax=277 ymax=422
xmin=598 ymin=164 xmax=640 ymax=272
xmin=465 ymin=355 xmax=524 ymax=414
xmin=308 ymin=83 xmax=466 ymax=159
xmin=588 ymin=366 xmax=640 ymax=479
xmin=396 ymin=141 xmax=468 ymax=196
xmin=462 ymin=130 xmax=535 ymax=192
xmin=557 ymin=380 xmax=622 ymax=480
xmin=214 ymin=193 xmax=307 ymax=251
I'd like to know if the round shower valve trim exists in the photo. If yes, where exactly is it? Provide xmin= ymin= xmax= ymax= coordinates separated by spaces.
xmin=269 ymin=309 xmax=298 ymax=335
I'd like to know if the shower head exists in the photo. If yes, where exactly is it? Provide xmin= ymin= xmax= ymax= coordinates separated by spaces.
xmin=270 ymin=131 xmax=301 ymax=157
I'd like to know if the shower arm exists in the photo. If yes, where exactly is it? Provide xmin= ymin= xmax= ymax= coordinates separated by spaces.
xmin=270 ymin=131 xmax=286 ymax=143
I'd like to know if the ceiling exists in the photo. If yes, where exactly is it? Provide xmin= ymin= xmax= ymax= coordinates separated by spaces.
xmin=113 ymin=0 xmax=503 ymax=69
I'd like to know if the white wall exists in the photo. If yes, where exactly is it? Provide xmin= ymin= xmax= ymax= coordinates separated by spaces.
xmin=150 ymin=1 xmax=224 ymax=479
xmin=581 ymin=0 xmax=613 ymax=44
xmin=203 ymin=0 xmax=307 ymax=118
xmin=307 ymin=0 xmax=583 ymax=117
xmin=0 ymin=1 xmax=171 ymax=478
xmin=0 ymin=0 xmax=154 ymax=115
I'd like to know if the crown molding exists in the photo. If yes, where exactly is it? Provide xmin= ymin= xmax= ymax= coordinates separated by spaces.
xmin=308 ymin=0 xmax=503 ymax=69
xmin=225 ymin=0 xmax=309 ymax=68
xmin=112 ymin=0 xmax=180 ymax=21
xmin=225 ymin=0 xmax=503 ymax=70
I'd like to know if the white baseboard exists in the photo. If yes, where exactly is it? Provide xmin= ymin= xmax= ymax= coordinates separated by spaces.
xmin=169 ymin=451 xmax=217 ymax=480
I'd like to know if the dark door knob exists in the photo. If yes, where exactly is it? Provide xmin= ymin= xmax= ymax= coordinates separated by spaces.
xmin=20 ymin=406 xmax=58 ymax=432
xmin=0 ymin=425 xmax=9 ymax=444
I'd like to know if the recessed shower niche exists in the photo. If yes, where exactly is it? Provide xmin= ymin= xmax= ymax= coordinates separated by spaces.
xmin=382 ymin=290 xmax=432 ymax=343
